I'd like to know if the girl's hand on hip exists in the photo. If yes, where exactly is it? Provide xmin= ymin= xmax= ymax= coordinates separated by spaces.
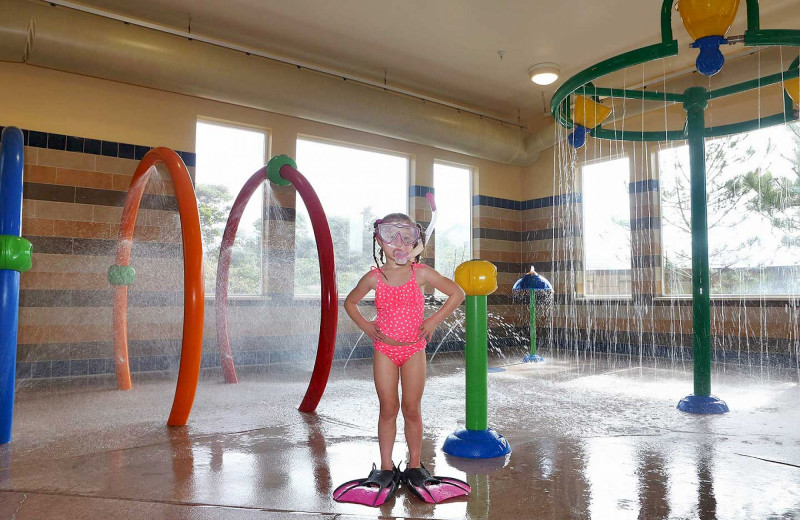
xmin=418 ymin=318 xmax=439 ymax=341
xmin=365 ymin=320 xmax=390 ymax=344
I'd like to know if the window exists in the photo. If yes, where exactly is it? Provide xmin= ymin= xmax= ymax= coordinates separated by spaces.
xmin=294 ymin=137 xmax=409 ymax=296
xmin=433 ymin=162 xmax=471 ymax=286
xmin=659 ymin=123 xmax=800 ymax=296
xmin=582 ymin=157 xmax=632 ymax=296
xmin=195 ymin=121 xmax=267 ymax=295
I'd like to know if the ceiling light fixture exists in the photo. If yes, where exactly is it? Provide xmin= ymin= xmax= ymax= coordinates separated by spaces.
xmin=528 ymin=63 xmax=560 ymax=86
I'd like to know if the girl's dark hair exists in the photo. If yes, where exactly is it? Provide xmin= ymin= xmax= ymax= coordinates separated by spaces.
xmin=372 ymin=213 xmax=425 ymax=278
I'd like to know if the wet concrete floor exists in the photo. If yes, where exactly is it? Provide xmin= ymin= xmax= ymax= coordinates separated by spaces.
xmin=1 ymin=352 xmax=799 ymax=519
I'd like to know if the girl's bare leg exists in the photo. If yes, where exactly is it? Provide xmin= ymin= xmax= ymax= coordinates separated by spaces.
xmin=373 ymin=351 xmax=400 ymax=471
xmin=400 ymin=350 xmax=426 ymax=468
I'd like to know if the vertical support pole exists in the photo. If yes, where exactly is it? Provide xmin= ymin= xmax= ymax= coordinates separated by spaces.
xmin=0 ymin=127 xmax=27 ymax=444
xmin=464 ymin=294 xmax=488 ymax=431
xmin=678 ymin=87 xmax=728 ymax=414
xmin=529 ymin=289 xmax=537 ymax=357
xmin=685 ymin=87 xmax=712 ymax=397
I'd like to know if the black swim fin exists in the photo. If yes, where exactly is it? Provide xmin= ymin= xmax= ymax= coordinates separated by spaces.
xmin=401 ymin=464 xmax=471 ymax=503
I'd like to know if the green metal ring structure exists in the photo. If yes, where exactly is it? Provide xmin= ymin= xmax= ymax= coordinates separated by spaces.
xmin=549 ymin=0 xmax=800 ymax=413
xmin=551 ymin=0 xmax=800 ymax=136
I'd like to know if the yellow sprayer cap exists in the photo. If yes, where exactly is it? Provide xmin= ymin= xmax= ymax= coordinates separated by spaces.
xmin=455 ymin=260 xmax=497 ymax=296
xmin=573 ymin=95 xmax=612 ymax=130
xmin=677 ymin=0 xmax=740 ymax=41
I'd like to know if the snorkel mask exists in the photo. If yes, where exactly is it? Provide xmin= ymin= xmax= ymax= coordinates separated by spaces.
xmin=376 ymin=193 xmax=437 ymax=265
xmin=377 ymin=223 xmax=420 ymax=246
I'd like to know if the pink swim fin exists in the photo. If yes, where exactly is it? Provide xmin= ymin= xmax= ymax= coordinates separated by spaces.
xmin=401 ymin=464 xmax=471 ymax=503
xmin=333 ymin=464 xmax=400 ymax=507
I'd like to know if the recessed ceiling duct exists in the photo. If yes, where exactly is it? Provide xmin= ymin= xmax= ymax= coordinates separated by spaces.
xmin=0 ymin=0 xmax=555 ymax=166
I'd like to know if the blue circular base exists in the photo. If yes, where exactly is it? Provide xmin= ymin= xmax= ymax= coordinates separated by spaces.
xmin=443 ymin=428 xmax=511 ymax=459
xmin=677 ymin=394 xmax=729 ymax=414
xmin=487 ymin=366 xmax=506 ymax=373
xmin=523 ymin=354 xmax=545 ymax=363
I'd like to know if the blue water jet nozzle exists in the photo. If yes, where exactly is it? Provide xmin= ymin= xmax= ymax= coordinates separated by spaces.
xmin=513 ymin=268 xmax=552 ymax=291
xmin=567 ymin=124 xmax=588 ymax=149
xmin=692 ymin=35 xmax=727 ymax=77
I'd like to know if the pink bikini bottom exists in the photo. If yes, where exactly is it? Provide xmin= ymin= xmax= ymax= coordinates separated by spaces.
xmin=374 ymin=341 xmax=427 ymax=367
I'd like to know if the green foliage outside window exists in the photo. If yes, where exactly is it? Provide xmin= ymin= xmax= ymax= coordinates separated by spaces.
xmin=294 ymin=207 xmax=379 ymax=296
xmin=197 ymin=183 xmax=262 ymax=295
xmin=661 ymin=124 xmax=800 ymax=295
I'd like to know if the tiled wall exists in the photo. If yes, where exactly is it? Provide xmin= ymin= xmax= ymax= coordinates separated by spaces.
xmin=9 ymin=125 xmax=798 ymax=383
xmin=12 ymin=129 xmax=364 ymax=382
xmin=472 ymin=195 xmax=522 ymax=302
xmin=10 ymin=133 xmax=488 ymax=382
xmin=12 ymin=127 xmax=194 ymax=381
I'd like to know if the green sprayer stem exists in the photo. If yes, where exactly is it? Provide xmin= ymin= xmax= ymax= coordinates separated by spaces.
xmin=529 ymin=289 xmax=537 ymax=357
xmin=464 ymin=295 xmax=488 ymax=431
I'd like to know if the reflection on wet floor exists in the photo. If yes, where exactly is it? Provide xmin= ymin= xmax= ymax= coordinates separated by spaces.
xmin=1 ymin=352 xmax=799 ymax=519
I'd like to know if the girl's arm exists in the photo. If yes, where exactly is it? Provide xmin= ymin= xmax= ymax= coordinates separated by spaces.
xmin=417 ymin=267 xmax=465 ymax=340
xmin=344 ymin=272 xmax=390 ymax=344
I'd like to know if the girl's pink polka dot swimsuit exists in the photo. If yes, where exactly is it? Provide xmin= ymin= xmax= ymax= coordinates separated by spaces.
xmin=371 ymin=263 xmax=427 ymax=366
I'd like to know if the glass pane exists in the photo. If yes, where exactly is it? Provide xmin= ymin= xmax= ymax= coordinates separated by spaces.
xmin=433 ymin=163 xmax=471 ymax=291
xmin=582 ymin=158 xmax=632 ymax=296
xmin=295 ymin=138 xmax=408 ymax=296
xmin=660 ymin=123 xmax=800 ymax=295
xmin=659 ymin=144 xmax=692 ymax=295
xmin=195 ymin=121 xmax=266 ymax=296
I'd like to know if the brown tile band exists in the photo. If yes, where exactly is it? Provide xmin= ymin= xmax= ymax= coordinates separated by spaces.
xmin=24 ymin=182 xmax=179 ymax=210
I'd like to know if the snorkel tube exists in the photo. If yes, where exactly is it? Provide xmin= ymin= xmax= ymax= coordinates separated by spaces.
xmin=424 ymin=192 xmax=437 ymax=244
xmin=397 ymin=192 xmax=437 ymax=265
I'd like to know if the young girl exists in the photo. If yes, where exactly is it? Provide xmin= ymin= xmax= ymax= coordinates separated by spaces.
xmin=334 ymin=212 xmax=468 ymax=506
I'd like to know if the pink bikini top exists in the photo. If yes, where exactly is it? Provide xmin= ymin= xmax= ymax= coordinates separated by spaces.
xmin=371 ymin=263 xmax=426 ymax=346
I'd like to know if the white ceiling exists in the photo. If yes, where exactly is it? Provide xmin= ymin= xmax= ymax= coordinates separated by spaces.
xmin=60 ymin=0 xmax=800 ymax=132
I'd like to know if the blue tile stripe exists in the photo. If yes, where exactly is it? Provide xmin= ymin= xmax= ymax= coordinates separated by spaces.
xmin=0 ymin=125 xmax=196 ymax=167
xmin=630 ymin=216 xmax=661 ymax=230
xmin=409 ymin=185 xmax=435 ymax=197
xmin=472 ymin=193 xmax=582 ymax=210
xmin=471 ymin=195 xmax=521 ymax=210
xmin=629 ymin=179 xmax=659 ymax=193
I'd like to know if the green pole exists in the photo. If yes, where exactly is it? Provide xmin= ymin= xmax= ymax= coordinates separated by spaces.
xmin=683 ymin=86 xmax=712 ymax=397
xmin=464 ymin=294 xmax=488 ymax=431
xmin=528 ymin=289 xmax=537 ymax=357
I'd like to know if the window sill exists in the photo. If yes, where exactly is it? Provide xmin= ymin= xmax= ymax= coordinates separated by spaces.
xmin=580 ymin=295 xmax=633 ymax=301
xmin=575 ymin=295 xmax=797 ymax=305
xmin=206 ymin=294 xmax=269 ymax=300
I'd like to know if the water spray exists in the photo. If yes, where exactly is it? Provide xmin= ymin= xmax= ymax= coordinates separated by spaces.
xmin=512 ymin=266 xmax=553 ymax=363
